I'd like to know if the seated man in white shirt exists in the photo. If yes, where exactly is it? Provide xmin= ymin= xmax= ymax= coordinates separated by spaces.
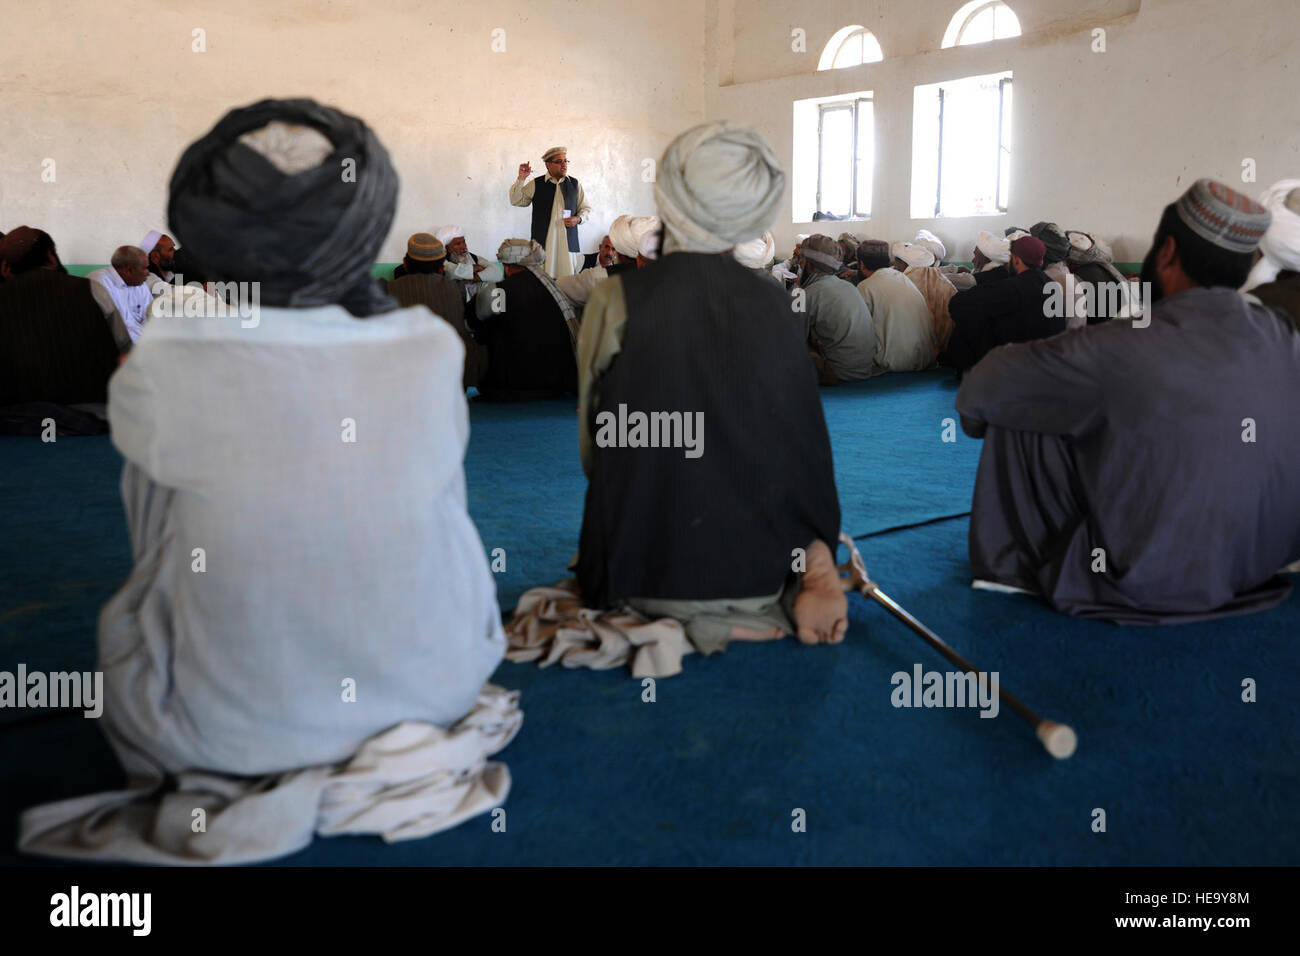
xmin=86 ymin=245 xmax=155 ymax=347
xmin=851 ymin=239 xmax=937 ymax=372
xmin=432 ymin=224 xmax=504 ymax=303
xmin=19 ymin=98 xmax=518 ymax=866
xmin=558 ymin=233 xmax=617 ymax=306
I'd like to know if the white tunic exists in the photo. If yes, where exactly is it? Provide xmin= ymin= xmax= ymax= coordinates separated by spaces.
xmin=86 ymin=266 xmax=154 ymax=343
xmin=856 ymin=268 xmax=937 ymax=371
xmin=18 ymin=302 xmax=517 ymax=864
xmin=556 ymin=265 xmax=608 ymax=305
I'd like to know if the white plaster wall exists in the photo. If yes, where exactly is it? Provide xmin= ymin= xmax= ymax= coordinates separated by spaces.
xmin=0 ymin=0 xmax=707 ymax=264
xmin=706 ymin=0 xmax=1300 ymax=263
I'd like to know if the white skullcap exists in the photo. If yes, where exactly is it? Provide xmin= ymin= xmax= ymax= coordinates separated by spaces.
xmin=732 ymin=231 xmax=776 ymax=269
xmin=913 ymin=229 xmax=945 ymax=261
xmin=433 ymin=225 xmax=465 ymax=245
xmin=497 ymin=238 xmax=545 ymax=265
xmin=1244 ymin=178 xmax=1300 ymax=291
xmin=975 ymin=230 xmax=1011 ymax=264
xmin=141 ymin=230 xmax=163 ymax=254
xmin=654 ymin=122 xmax=784 ymax=255
xmin=891 ymin=241 xmax=935 ymax=269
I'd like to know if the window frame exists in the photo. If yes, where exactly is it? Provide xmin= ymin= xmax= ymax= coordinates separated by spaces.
xmin=995 ymin=76 xmax=1012 ymax=213
xmin=817 ymin=25 xmax=884 ymax=71
xmin=926 ymin=72 xmax=1013 ymax=218
xmin=815 ymin=95 xmax=874 ymax=221
xmin=942 ymin=1 xmax=1022 ymax=49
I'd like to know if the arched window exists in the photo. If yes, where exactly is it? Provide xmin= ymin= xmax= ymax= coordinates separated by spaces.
xmin=818 ymin=25 xmax=884 ymax=71
xmin=942 ymin=1 xmax=1022 ymax=49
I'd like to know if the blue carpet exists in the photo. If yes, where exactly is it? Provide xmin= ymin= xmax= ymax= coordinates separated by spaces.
xmin=2 ymin=373 xmax=1298 ymax=865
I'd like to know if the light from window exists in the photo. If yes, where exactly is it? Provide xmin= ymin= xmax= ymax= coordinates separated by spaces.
xmin=818 ymin=26 xmax=884 ymax=71
xmin=942 ymin=1 xmax=1022 ymax=49
xmin=792 ymin=91 xmax=874 ymax=222
xmin=910 ymin=72 xmax=1012 ymax=219
xmin=817 ymin=97 xmax=873 ymax=219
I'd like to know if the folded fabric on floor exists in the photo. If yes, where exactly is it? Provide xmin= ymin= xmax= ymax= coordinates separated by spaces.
xmin=18 ymin=684 xmax=522 ymax=865
xmin=506 ymin=580 xmax=694 ymax=678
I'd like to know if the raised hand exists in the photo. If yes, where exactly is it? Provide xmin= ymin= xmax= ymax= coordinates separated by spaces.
xmin=518 ymin=162 xmax=533 ymax=180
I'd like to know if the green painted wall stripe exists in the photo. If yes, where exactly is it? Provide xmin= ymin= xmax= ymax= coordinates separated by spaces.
xmin=64 ymin=262 xmax=1144 ymax=279
xmin=64 ymin=264 xmax=402 ymax=279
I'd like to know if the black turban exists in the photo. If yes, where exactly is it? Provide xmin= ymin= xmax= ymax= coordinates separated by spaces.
xmin=1030 ymin=221 xmax=1071 ymax=265
xmin=168 ymin=98 xmax=399 ymax=317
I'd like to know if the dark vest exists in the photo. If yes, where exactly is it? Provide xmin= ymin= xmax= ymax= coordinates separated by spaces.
xmin=577 ymin=253 xmax=842 ymax=607
xmin=531 ymin=176 xmax=581 ymax=253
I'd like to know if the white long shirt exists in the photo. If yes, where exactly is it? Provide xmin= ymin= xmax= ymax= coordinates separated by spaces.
xmin=443 ymin=252 xmax=505 ymax=302
xmin=508 ymin=174 xmax=591 ymax=278
xmin=100 ymin=302 xmax=507 ymax=776
xmin=86 ymin=266 xmax=154 ymax=344
xmin=856 ymin=268 xmax=937 ymax=371
xmin=556 ymin=265 xmax=608 ymax=305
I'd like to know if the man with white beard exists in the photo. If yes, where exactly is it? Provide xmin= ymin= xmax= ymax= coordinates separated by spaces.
xmin=433 ymin=224 xmax=503 ymax=303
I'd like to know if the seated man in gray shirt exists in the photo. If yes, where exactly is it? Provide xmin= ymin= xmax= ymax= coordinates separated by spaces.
xmin=799 ymin=234 xmax=883 ymax=384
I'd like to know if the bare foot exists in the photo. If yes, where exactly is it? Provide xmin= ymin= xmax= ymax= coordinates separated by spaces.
xmin=795 ymin=539 xmax=848 ymax=644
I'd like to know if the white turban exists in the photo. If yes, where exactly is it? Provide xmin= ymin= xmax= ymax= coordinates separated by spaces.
xmin=1243 ymin=179 xmax=1300 ymax=291
xmin=434 ymin=225 xmax=465 ymax=245
xmin=497 ymin=238 xmax=545 ymax=265
xmin=1067 ymin=230 xmax=1116 ymax=265
xmin=1005 ymin=228 xmax=1030 ymax=244
xmin=141 ymin=230 xmax=163 ymax=254
xmin=609 ymin=214 xmax=660 ymax=259
xmin=638 ymin=228 xmax=660 ymax=260
xmin=891 ymin=241 xmax=935 ymax=269
xmin=975 ymin=230 xmax=1011 ymax=264
xmin=732 ymin=231 xmax=776 ymax=269
xmin=654 ymin=121 xmax=785 ymax=255
xmin=913 ymin=229 xmax=945 ymax=261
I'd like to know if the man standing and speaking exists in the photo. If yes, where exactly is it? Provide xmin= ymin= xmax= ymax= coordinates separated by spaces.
xmin=510 ymin=146 xmax=591 ymax=278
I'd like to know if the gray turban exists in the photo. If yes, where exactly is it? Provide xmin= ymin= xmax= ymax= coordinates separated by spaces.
xmin=654 ymin=122 xmax=785 ymax=255
xmin=801 ymin=235 xmax=843 ymax=273
xmin=1030 ymin=221 xmax=1071 ymax=265
xmin=168 ymin=97 xmax=399 ymax=317
xmin=497 ymin=238 xmax=545 ymax=266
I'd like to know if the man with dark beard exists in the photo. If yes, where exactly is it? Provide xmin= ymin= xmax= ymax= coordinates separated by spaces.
xmin=141 ymin=231 xmax=208 ymax=290
xmin=955 ymin=179 xmax=1300 ymax=623
xmin=940 ymin=235 xmax=1060 ymax=375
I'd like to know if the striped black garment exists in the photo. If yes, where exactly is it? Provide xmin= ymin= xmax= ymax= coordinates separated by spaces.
xmin=578 ymin=252 xmax=841 ymax=607
xmin=0 ymin=269 xmax=119 ymax=406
